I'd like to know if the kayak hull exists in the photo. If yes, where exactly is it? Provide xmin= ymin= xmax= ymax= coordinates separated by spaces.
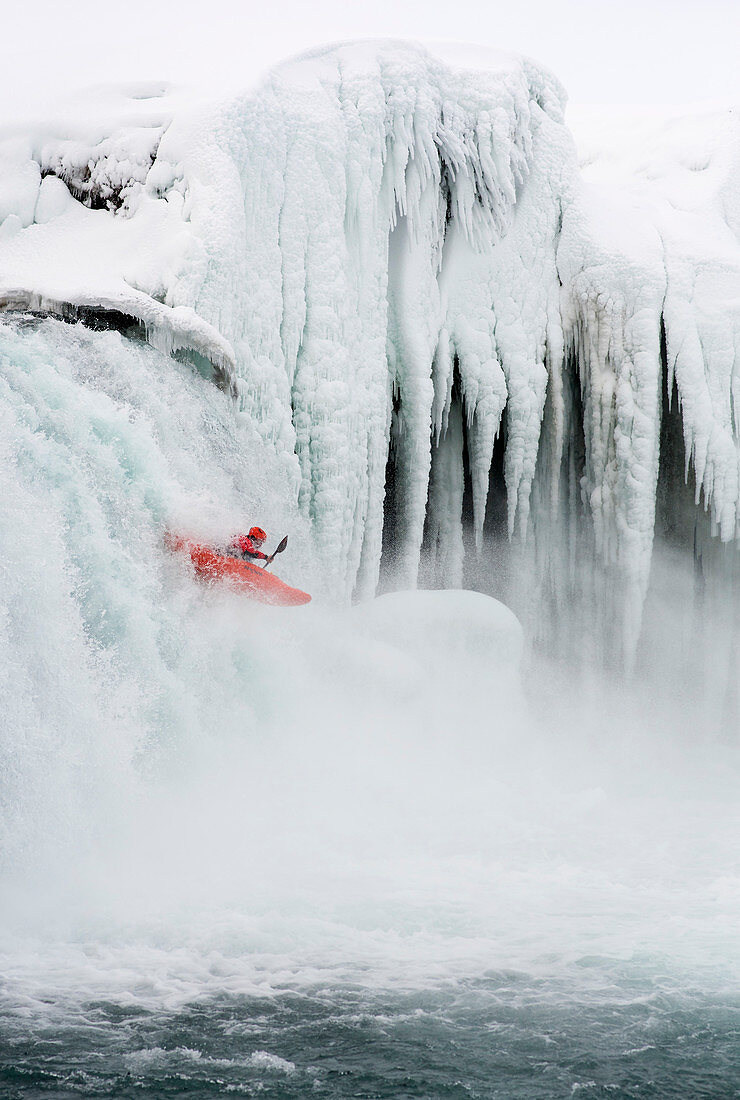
xmin=165 ymin=534 xmax=311 ymax=606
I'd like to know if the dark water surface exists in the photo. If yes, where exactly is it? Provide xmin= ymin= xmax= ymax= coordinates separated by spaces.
xmin=2 ymin=974 xmax=738 ymax=1099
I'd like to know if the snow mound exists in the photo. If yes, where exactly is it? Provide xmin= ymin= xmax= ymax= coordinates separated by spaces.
xmin=356 ymin=588 xmax=523 ymax=672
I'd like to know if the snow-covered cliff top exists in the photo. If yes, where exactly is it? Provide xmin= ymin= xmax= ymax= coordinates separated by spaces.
xmin=0 ymin=42 xmax=564 ymax=365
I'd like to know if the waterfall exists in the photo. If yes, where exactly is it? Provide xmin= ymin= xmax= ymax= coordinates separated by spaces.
xmin=1 ymin=41 xmax=738 ymax=675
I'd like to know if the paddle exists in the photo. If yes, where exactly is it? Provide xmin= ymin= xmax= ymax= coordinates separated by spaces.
xmin=263 ymin=535 xmax=288 ymax=569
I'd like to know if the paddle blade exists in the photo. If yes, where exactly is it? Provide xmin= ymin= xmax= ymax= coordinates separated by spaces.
xmin=263 ymin=535 xmax=288 ymax=569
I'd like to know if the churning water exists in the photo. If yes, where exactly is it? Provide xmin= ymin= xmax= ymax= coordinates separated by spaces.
xmin=0 ymin=318 xmax=738 ymax=1098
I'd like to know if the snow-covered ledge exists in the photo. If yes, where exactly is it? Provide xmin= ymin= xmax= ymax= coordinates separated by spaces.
xmin=0 ymin=288 xmax=236 ymax=391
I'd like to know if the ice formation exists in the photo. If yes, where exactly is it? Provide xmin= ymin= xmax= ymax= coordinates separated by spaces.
xmin=1 ymin=41 xmax=739 ymax=663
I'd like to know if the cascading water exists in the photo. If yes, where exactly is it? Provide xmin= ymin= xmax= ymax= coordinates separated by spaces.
xmin=0 ymin=41 xmax=739 ymax=1100
xmin=0 ymin=315 xmax=303 ymax=872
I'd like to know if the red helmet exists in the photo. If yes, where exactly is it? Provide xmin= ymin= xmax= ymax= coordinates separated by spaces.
xmin=249 ymin=526 xmax=267 ymax=541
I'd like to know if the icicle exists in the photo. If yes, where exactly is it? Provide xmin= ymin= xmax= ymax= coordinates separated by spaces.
xmin=425 ymin=400 xmax=466 ymax=587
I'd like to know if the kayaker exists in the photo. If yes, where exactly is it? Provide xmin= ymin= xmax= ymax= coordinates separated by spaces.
xmin=227 ymin=526 xmax=269 ymax=563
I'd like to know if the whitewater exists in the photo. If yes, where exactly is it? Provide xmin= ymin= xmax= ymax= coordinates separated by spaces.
xmin=0 ymin=40 xmax=738 ymax=1099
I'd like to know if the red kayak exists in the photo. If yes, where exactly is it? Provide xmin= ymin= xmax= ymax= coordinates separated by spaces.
xmin=165 ymin=534 xmax=311 ymax=606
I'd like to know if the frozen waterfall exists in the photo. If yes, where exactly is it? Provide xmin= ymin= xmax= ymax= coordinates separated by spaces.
xmin=1 ymin=41 xmax=739 ymax=1098
xmin=0 ymin=40 xmax=739 ymax=671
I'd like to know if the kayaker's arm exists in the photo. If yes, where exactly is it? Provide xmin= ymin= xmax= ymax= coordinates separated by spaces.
xmin=233 ymin=533 xmax=269 ymax=561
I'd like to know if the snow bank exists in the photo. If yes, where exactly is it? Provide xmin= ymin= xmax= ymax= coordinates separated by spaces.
xmin=1 ymin=43 xmax=738 ymax=661
xmin=0 ymin=83 xmax=236 ymax=383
